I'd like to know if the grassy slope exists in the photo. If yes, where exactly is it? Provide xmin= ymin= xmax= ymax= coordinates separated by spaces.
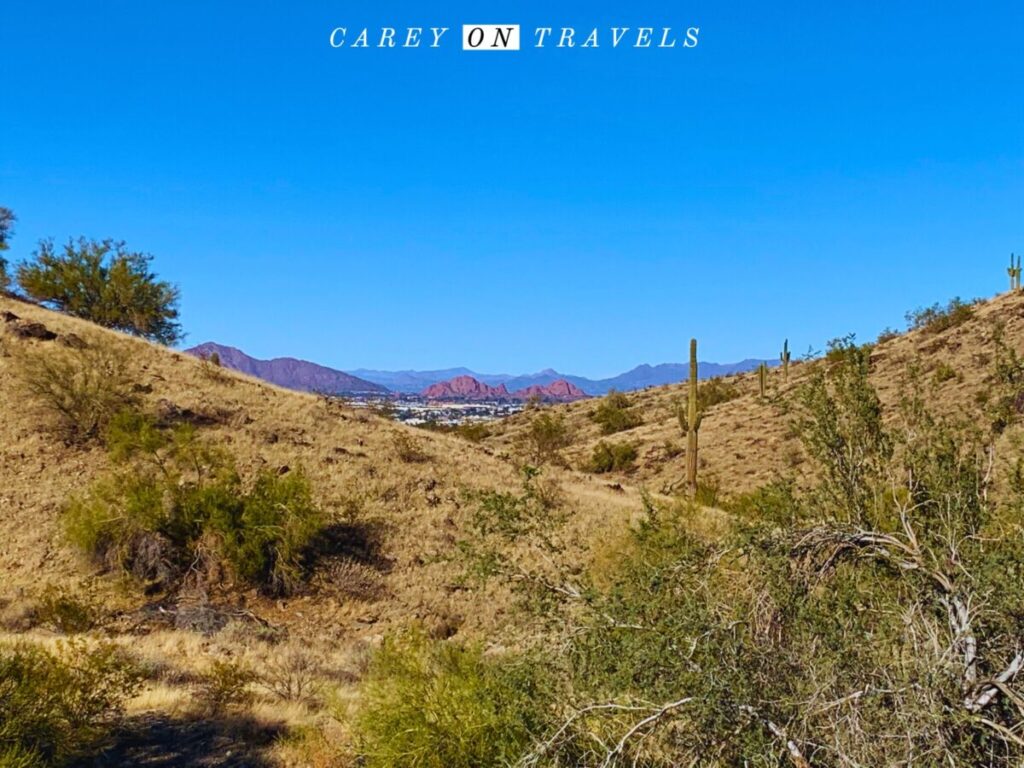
xmin=486 ymin=291 xmax=1024 ymax=497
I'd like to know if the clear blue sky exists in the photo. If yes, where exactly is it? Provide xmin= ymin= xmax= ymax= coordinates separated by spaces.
xmin=2 ymin=2 xmax=1021 ymax=377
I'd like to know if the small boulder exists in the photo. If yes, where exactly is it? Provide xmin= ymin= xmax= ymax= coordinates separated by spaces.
xmin=59 ymin=333 xmax=88 ymax=349
xmin=12 ymin=322 xmax=57 ymax=341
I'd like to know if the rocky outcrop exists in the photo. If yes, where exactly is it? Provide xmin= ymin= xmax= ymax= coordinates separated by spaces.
xmin=422 ymin=376 xmax=588 ymax=402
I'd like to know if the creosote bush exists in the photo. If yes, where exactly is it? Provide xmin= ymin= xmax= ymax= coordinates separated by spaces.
xmin=591 ymin=390 xmax=642 ymax=435
xmin=13 ymin=345 xmax=137 ymax=444
xmin=905 ymin=296 xmax=977 ymax=335
xmin=16 ymin=238 xmax=182 ymax=344
xmin=586 ymin=440 xmax=638 ymax=473
xmin=355 ymin=632 xmax=550 ymax=768
xmin=33 ymin=586 xmax=99 ymax=634
xmin=64 ymin=411 xmax=325 ymax=595
xmin=0 ymin=641 xmax=141 ymax=766
xmin=519 ymin=411 xmax=572 ymax=464
xmin=196 ymin=658 xmax=256 ymax=715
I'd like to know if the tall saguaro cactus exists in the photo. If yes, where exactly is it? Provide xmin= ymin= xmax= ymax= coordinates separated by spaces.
xmin=685 ymin=338 xmax=701 ymax=495
xmin=758 ymin=362 xmax=767 ymax=398
xmin=1009 ymin=254 xmax=1022 ymax=292
xmin=780 ymin=339 xmax=791 ymax=381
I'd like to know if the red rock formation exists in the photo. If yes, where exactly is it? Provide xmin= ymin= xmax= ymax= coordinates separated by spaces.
xmin=422 ymin=376 xmax=588 ymax=402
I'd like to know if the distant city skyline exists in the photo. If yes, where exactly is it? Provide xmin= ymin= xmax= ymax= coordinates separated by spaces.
xmin=2 ymin=2 xmax=1021 ymax=378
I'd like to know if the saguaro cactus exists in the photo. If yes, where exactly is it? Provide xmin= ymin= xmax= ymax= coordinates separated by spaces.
xmin=780 ymin=339 xmax=791 ymax=381
xmin=1009 ymin=254 xmax=1021 ymax=292
xmin=758 ymin=362 xmax=767 ymax=398
xmin=685 ymin=338 xmax=702 ymax=495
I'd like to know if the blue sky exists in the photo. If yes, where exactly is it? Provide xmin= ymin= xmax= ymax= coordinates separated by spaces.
xmin=1 ymin=2 xmax=1021 ymax=377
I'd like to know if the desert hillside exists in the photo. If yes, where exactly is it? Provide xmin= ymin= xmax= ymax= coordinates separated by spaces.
xmin=3 ymin=289 xmax=1024 ymax=766
xmin=486 ymin=291 xmax=1024 ymax=497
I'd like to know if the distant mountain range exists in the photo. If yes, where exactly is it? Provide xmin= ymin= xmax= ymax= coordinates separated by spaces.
xmin=421 ymin=375 xmax=588 ymax=402
xmin=351 ymin=360 xmax=772 ymax=395
xmin=187 ymin=342 xmax=772 ymax=397
xmin=187 ymin=343 xmax=386 ymax=394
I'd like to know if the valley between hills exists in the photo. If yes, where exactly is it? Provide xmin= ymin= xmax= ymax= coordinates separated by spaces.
xmin=3 ymin=286 xmax=1024 ymax=766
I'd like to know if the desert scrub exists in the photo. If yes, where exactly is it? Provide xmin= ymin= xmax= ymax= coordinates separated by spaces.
xmin=591 ymin=390 xmax=642 ymax=435
xmin=689 ymin=376 xmax=740 ymax=412
xmin=355 ymin=632 xmax=550 ymax=768
xmin=905 ymin=296 xmax=977 ymax=335
xmin=0 ymin=641 xmax=141 ymax=766
xmin=196 ymin=658 xmax=256 ymax=715
xmin=518 ymin=411 xmax=572 ymax=464
xmin=12 ymin=344 xmax=137 ymax=444
xmin=32 ymin=586 xmax=99 ymax=634
xmin=586 ymin=441 xmax=638 ymax=473
xmin=392 ymin=432 xmax=430 ymax=463
xmin=64 ymin=411 xmax=326 ymax=595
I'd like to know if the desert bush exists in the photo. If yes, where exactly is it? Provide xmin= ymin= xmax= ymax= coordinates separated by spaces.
xmin=797 ymin=336 xmax=890 ymax=523
xmin=722 ymin=478 xmax=802 ymax=526
xmin=33 ymin=586 xmax=98 ymax=634
xmin=13 ymin=345 xmax=137 ymax=444
xmin=696 ymin=376 xmax=740 ymax=410
xmin=876 ymin=326 xmax=899 ymax=344
xmin=591 ymin=390 xmax=642 ymax=435
xmin=355 ymin=632 xmax=549 ymax=768
xmin=392 ymin=432 xmax=430 ymax=463
xmin=932 ymin=360 xmax=958 ymax=384
xmin=196 ymin=658 xmax=256 ymax=715
xmin=64 ymin=411 xmax=326 ymax=595
xmin=520 ymin=411 xmax=572 ymax=464
xmin=261 ymin=646 xmax=323 ymax=704
xmin=455 ymin=421 xmax=490 ymax=442
xmin=0 ymin=259 xmax=9 ymax=294
xmin=586 ymin=441 xmax=637 ymax=473
xmin=0 ymin=641 xmax=141 ymax=765
xmin=905 ymin=296 xmax=976 ymax=335
xmin=16 ymin=238 xmax=182 ymax=344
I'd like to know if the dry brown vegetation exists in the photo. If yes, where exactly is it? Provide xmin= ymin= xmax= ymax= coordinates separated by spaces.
xmin=3 ymin=289 xmax=1024 ymax=765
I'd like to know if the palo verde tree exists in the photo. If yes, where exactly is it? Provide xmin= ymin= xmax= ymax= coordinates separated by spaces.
xmin=0 ymin=206 xmax=14 ymax=291
xmin=17 ymin=237 xmax=182 ymax=344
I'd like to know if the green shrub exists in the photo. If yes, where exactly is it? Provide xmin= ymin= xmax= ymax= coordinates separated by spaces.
xmin=355 ymin=633 xmax=549 ymax=768
xmin=16 ymin=238 xmax=181 ymax=344
xmin=932 ymin=360 xmax=958 ymax=384
xmin=591 ymin=390 xmax=642 ymax=435
xmin=695 ymin=377 xmax=740 ymax=411
xmin=586 ymin=441 xmax=638 ymax=473
xmin=64 ymin=412 xmax=325 ymax=595
xmin=13 ymin=346 xmax=137 ymax=444
xmin=33 ymin=587 xmax=98 ymax=634
xmin=0 ymin=259 xmax=9 ymax=295
xmin=876 ymin=326 xmax=899 ymax=344
xmin=520 ymin=411 xmax=572 ymax=464
xmin=196 ymin=659 xmax=256 ymax=715
xmin=798 ymin=336 xmax=890 ymax=523
xmin=0 ymin=641 xmax=141 ymax=765
xmin=905 ymin=296 xmax=977 ymax=335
